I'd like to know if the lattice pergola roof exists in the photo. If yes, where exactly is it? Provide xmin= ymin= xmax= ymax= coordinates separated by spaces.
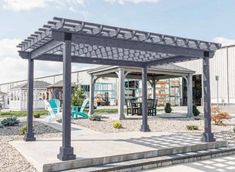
xmin=18 ymin=17 xmax=221 ymax=67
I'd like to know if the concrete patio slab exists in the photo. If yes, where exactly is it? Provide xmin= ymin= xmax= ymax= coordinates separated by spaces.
xmin=10 ymin=131 xmax=227 ymax=172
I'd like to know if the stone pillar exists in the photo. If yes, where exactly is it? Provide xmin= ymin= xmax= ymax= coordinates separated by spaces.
xmin=89 ymin=75 xmax=95 ymax=115
xmin=57 ymin=37 xmax=76 ymax=161
xmin=187 ymin=74 xmax=193 ymax=118
xmin=202 ymin=56 xmax=215 ymax=142
xmin=24 ymin=58 xmax=36 ymax=141
xmin=140 ymin=66 xmax=150 ymax=132
xmin=118 ymin=68 xmax=125 ymax=120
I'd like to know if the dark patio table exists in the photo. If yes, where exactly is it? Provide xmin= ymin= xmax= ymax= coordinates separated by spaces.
xmin=131 ymin=99 xmax=157 ymax=116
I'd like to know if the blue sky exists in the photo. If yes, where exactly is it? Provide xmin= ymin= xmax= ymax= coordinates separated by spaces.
xmin=0 ymin=0 xmax=235 ymax=83
xmin=1 ymin=0 xmax=235 ymax=41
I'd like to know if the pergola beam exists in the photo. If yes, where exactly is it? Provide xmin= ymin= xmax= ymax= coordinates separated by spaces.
xmin=30 ymin=40 xmax=62 ymax=59
xmin=146 ymin=55 xmax=203 ymax=66
xmin=19 ymin=53 xmax=145 ymax=67
xmin=52 ymin=30 xmax=212 ymax=59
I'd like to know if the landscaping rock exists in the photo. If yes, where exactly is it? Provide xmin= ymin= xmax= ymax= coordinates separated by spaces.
xmin=0 ymin=121 xmax=61 ymax=172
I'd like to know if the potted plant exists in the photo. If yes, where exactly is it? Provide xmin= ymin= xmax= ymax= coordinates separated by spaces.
xmin=164 ymin=103 xmax=172 ymax=113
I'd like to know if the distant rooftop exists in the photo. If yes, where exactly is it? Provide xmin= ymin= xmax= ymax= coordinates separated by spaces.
xmin=47 ymin=80 xmax=76 ymax=88
xmin=0 ymin=91 xmax=7 ymax=95
xmin=13 ymin=81 xmax=50 ymax=89
xmin=89 ymin=64 xmax=194 ymax=74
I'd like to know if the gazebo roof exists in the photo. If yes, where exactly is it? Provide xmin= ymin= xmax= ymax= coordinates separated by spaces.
xmin=88 ymin=64 xmax=194 ymax=80
xmin=18 ymin=17 xmax=221 ymax=67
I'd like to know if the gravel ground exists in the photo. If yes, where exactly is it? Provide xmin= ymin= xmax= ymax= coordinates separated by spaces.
xmin=1 ymin=115 xmax=235 ymax=172
xmin=0 ymin=121 xmax=61 ymax=172
xmin=72 ymin=115 xmax=235 ymax=134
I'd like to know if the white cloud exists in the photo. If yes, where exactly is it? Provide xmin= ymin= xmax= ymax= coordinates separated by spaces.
xmin=213 ymin=37 xmax=235 ymax=47
xmin=0 ymin=38 xmax=62 ymax=83
xmin=2 ymin=0 xmax=161 ymax=12
xmin=2 ymin=0 xmax=47 ymax=11
xmin=104 ymin=0 xmax=160 ymax=4
xmin=0 ymin=38 xmax=96 ymax=85
xmin=2 ymin=0 xmax=87 ymax=12
xmin=0 ymin=39 xmax=20 ymax=59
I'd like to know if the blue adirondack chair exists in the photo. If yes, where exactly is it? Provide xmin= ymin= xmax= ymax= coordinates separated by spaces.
xmin=44 ymin=99 xmax=62 ymax=121
xmin=71 ymin=99 xmax=89 ymax=119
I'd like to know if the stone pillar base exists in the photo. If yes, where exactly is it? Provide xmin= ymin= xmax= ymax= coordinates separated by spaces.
xmin=57 ymin=146 xmax=76 ymax=161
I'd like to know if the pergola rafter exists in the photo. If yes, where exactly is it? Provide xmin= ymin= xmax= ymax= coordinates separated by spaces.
xmin=17 ymin=17 xmax=221 ymax=161
xmin=18 ymin=17 xmax=220 ymax=66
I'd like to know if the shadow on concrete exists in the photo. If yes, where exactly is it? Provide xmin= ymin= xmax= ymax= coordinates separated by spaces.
xmin=185 ymin=155 xmax=235 ymax=172
xmin=125 ymin=134 xmax=202 ymax=149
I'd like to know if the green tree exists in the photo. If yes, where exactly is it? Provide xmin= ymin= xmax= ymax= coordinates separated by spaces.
xmin=71 ymin=85 xmax=85 ymax=106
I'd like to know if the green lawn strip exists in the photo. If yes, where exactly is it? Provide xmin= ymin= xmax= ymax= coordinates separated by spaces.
xmin=0 ymin=110 xmax=49 ymax=118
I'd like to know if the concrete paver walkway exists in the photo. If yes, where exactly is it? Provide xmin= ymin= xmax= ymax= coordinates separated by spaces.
xmin=147 ymin=154 xmax=235 ymax=172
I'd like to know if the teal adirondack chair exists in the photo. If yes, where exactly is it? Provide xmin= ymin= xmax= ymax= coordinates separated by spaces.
xmin=44 ymin=99 xmax=62 ymax=121
xmin=71 ymin=99 xmax=89 ymax=119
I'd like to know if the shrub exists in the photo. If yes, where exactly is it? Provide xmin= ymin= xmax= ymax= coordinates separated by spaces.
xmin=72 ymin=85 xmax=85 ymax=106
xmin=164 ymin=103 xmax=172 ymax=113
xmin=1 ymin=117 xmax=19 ymax=126
xmin=112 ymin=121 xmax=122 ymax=129
xmin=186 ymin=125 xmax=199 ymax=130
xmin=19 ymin=125 xmax=27 ymax=135
xmin=34 ymin=113 xmax=40 ymax=118
xmin=193 ymin=105 xmax=200 ymax=116
xmin=89 ymin=115 xmax=101 ymax=121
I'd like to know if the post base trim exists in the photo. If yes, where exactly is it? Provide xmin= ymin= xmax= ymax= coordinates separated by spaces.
xmin=57 ymin=146 xmax=76 ymax=161
xmin=202 ymin=132 xmax=216 ymax=142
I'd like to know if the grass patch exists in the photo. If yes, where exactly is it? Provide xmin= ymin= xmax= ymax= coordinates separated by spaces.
xmin=186 ymin=125 xmax=199 ymax=131
xmin=0 ymin=110 xmax=48 ymax=117
xmin=84 ymin=108 xmax=118 ymax=114
xmin=95 ymin=109 xmax=118 ymax=114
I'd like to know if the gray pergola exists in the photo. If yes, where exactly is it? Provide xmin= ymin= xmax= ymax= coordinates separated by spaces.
xmin=88 ymin=64 xmax=195 ymax=119
xmin=17 ymin=17 xmax=221 ymax=161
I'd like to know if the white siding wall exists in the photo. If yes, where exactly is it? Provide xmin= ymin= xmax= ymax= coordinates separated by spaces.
xmin=177 ymin=46 xmax=235 ymax=104
xmin=9 ymin=89 xmax=47 ymax=110
xmin=228 ymin=47 xmax=235 ymax=103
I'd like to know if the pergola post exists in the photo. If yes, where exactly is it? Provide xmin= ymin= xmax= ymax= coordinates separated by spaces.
xmin=118 ymin=68 xmax=125 ymax=120
xmin=187 ymin=74 xmax=193 ymax=118
xmin=202 ymin=56 xmax=215 ymax=142
xmin=140 ymin=66 xmax=150 ymax=132
xmin=89 ymin=74 xmax=95 ymax=115
xmin=57 ymin=35 xmax=76 ymax=161
xmin=24 ymin=58 xmax=36 ymax=141
xmin=152 ymin=79 xmax=156 ymax=99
